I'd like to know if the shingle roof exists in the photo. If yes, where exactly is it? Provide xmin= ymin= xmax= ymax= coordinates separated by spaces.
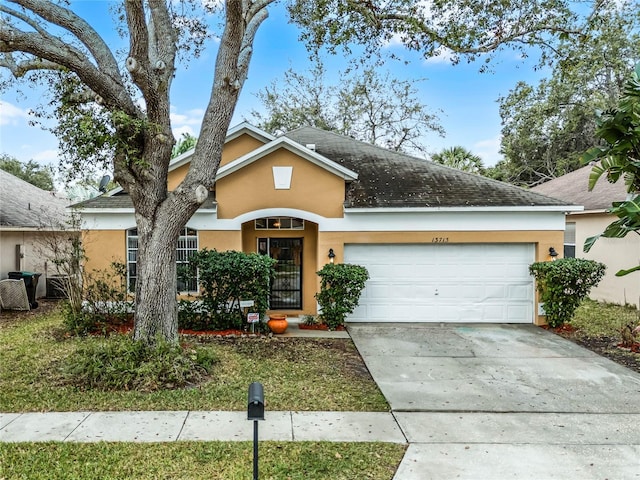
xmin=530 ymin=165 xmax=628 ymax=211
xmin=75 ymin=126 xmax=572 ymax=211
xmin=284 ymin=127 xmax=569 ymax=208
xmin=74 ymin=192 xmax=217 ymax=210
xmin=0 ymin=169 xmax=69 ymax=228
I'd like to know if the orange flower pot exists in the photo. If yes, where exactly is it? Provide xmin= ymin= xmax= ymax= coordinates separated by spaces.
xmin=267 ymin=314 xmax=288 ymax=334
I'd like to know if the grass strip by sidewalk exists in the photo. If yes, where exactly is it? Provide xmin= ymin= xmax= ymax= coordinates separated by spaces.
xmin=0 ymin=311 xmax=388 ymax=412
xmin=0 ymin=441 xmax=406 ymax=480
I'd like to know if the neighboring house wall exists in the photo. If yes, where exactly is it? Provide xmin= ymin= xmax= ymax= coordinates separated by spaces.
xmin=0 ymin=230 xmax=70 ymax=298
xmin=531 ymin=165 xmax=640 ymax=308
xmin=574 ymin=213 xmax=640 ymax=307
xmin=0 ymin=169 xmax=71 ymax=301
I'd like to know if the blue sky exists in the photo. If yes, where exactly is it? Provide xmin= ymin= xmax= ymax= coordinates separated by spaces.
xmin=0 ymin=1 xmax=549 ymax=172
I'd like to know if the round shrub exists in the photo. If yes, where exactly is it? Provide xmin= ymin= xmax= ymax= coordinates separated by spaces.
xmin=530 ymin=258 xmax=606 ymax=327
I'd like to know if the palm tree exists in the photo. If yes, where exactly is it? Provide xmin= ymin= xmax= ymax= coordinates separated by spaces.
xmin=431 ymin=146 xmax=485 ymax=174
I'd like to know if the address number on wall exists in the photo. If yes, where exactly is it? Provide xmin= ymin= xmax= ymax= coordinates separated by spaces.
xmin=431 ymin=237 xmax=449 ymax=243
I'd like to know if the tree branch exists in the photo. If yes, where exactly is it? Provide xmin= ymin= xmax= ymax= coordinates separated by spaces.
xmin=0 ymin=1 xmax=138 ymax=116
xmin=7 ymin=0 xmax=122 ymax=83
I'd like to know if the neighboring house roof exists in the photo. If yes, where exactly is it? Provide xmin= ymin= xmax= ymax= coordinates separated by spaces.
xmin=530 ymin=165 xmax=628 ymax=212
xmin=284 ymin=127 xmax=570 ymax=209
xmin=0 ymin=169 xmax=69 ymax=229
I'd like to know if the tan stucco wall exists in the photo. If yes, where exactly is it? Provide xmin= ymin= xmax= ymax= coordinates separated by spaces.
xmin=317 ymin=230 xmax=563 ymax=264
xmin=168 ymin=164 xmax=189 ymax=191
xmin=79 ymin=225 xmax=563 ymax=323
xmin=221 ymin=135 xmax=266 ymax=167
xmin=82 ymin=230 xmax=127 ymax=274
xmin=216 ymin=150 xmax=345 ymax=219
xmin=198 ymin=230 xmax=243 ymax=252
xmin=572 ymin=213 xmax=640 ymax=307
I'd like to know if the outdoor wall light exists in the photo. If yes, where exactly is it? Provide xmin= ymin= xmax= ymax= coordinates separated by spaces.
xmin=328 ymin=248 xmax=336 ymax=263
xmin=549 ymin=247 xmax=559 ymax=261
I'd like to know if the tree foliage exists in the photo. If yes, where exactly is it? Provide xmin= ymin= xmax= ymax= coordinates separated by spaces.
xmin=288 ymin=0 xmax=585 ymax=67
xmin=252 ymin=62 xmax=443 ymax=154
xmin=172 ymin=133 xmax=197 ymax=158
xmin=530 ymin=258 xmax=606 ymax=327
xmin=0 ymin=153 xmax=54 ymax=190
xmin=583 ymin=64 xmax=640 ymax=277
xmin=431 ymin=146 xmax=484 ymax=174
xmin=0 ymin=0 xmax=609 ymax=345
xmin=495 ymin=3 xmax=640 ymax=186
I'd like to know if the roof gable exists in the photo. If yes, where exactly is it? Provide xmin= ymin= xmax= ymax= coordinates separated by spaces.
xmin=216 ymin=136 xmax=358 ymax=181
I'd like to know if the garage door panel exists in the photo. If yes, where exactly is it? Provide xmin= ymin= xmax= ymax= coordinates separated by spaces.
xmin=344 ymin=244 xmax=534 ymax=323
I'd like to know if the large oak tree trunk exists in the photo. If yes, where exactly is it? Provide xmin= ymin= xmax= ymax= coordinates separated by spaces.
xmin=132 ymin=217 xmax=180 ymax=343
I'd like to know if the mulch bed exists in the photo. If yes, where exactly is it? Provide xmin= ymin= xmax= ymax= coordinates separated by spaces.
xmin=548 ymin=326 xmax=640 ymax=375
xmin=299 ymin=323 xmax=346 ymax=331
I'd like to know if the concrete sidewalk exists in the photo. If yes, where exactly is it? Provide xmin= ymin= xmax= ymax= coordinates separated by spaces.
xmin=0 ymin=410 xmax=404 ymax=443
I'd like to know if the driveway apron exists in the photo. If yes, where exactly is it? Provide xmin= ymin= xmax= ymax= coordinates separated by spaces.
xmin=348 ymin=323 xmax=640 ymax=480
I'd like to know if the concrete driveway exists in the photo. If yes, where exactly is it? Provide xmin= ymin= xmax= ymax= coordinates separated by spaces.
xmin=348 ymin=323 xmax=640 ymax=480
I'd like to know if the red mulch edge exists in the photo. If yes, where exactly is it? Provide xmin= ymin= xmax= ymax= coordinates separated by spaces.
xmin=540 ymin=323 xmax=578 ymax=334
xmin=299 ymin=323 xmax=346 ymax=331
xmin=617 ymin=342 xmax=640 ymax=353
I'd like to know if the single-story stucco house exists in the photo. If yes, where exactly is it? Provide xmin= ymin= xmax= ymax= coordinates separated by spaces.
xmin=532 ymin=165 xmax=640 ymax=308
xmin=75 ymin=123 xmax=577 ymax=324
xmin=0 ymin=168 xmax=71 ymax=301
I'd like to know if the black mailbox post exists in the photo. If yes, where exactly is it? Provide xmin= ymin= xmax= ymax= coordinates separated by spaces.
xmin=248 ymin=382 xmax=265 ymax=420
xmin=248 ymin=382 xmax=265 ymax=480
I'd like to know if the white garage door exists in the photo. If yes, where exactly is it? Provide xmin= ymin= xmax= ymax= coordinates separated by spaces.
xmin=343 ymin=243 xmax=535 ymax=323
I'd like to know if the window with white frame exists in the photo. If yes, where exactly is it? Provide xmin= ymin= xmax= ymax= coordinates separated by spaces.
xmin=126 ymin=227 xmax=198 ymax=293
xmin=255 ymin=217 xmax=304 ymax=230
xmin=564 ymin=222 xmax=576 ymax=258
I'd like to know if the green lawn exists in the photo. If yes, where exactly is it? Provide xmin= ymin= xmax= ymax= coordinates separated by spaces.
xmin=0 ymin=309 xmax=388 ymax=412
xmin=572 ymin=299 xmax=639 ymax=337
xmin=0 ymin=442 xmax=406 ymax=479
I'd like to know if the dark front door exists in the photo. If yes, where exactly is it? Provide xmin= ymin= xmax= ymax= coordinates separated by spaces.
xmin=259 ymin=238 xmax=303 ymax=310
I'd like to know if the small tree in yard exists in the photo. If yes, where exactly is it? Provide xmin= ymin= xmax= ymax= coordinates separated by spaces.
xmin=316 ymin=263 xmax=369 ymax=330
xmin=530 ymin=258 xmax=606 ymax=328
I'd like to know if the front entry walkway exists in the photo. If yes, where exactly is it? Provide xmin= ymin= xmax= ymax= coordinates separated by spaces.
xmin=348 ymin=323 xmax=640 ymax=480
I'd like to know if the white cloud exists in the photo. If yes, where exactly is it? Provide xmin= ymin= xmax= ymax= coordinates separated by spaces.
xmin=473 ymin=135 xmax=503 ymax=167
xmin=32 ymin=149 xmax=59 ymax=164
xmin=173 ymin=125 xmax=196 ymax=140
xmin=170 ymin=107 xmax=204 ymax=127
xmin=0 ymin=101 xmax=29 ymax=125
xmin=423 ymin=47 xmax=457 ymax=65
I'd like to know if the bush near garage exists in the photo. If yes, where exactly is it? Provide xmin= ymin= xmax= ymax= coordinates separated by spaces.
xmin=530 ymin=258 xmax=606 ymax=327
xmin=316 ymin=263 xmax=369 ymax=330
